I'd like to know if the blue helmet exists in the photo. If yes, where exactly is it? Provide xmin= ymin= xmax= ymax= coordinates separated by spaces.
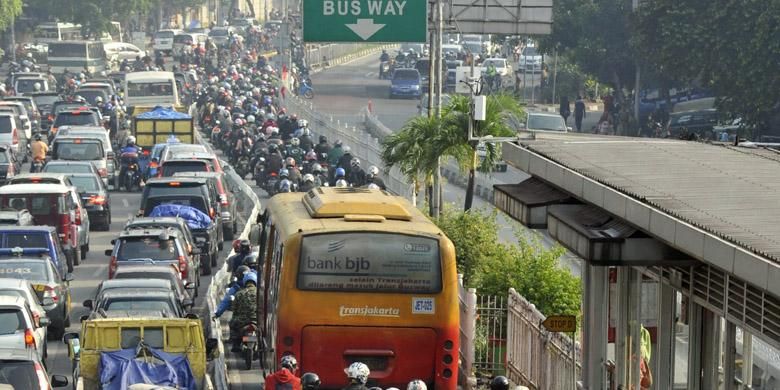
xmin=263 ymin=96 xmax=273 ymax=106
xmin=242 ymin=271 xmax=258 ymax=287
xmin=279 ymin=168 xmax=289 ymax=177
xmin=335 ymin=167 xmax=345 ymax=177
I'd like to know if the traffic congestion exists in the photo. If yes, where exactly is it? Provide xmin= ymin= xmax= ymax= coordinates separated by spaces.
xmin=0 ymin=11 xmax=460 ymax=390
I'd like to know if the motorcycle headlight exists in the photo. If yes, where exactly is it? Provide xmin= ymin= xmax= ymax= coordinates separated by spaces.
xmin=411 ymin=85 xmax=420 ymax=90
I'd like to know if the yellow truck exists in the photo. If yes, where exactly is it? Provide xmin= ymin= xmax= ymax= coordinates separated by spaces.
xmin=63 ymin=317 xmax=217 ymax=390
xmin=132 ymin=106 xmax=195 ymax=150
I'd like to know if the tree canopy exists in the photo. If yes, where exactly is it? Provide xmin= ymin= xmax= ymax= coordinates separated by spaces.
xmin=0 ymin=0 xmax=23 ymax=32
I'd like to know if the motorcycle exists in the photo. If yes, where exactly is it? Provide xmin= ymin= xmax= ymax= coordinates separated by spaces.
xmin=253 ymin=157 xmax=266 ymax=187
xmin=298 ymin=80 xmax=314 ymax=99
xmin=241 ymin=321 xmax=259 ymax=370
xmin=120 ymin=152 xmax=142 ymax=192
xmin=379 ymin=61 xmax=392 ymax=79
xmin=30 ymin=159 xmax=44 ymax=173
xmin=235 ymin=155 xmax=251 ymax=179
xmin=265 ymin=171 xmax=279 ymax=196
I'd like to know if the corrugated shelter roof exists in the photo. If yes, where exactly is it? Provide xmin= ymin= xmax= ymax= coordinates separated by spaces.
xmin=518 ymin=134 xmax=780 ymax=263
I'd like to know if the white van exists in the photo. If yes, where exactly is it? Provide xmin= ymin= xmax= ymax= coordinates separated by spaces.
xmin=153 ymin=29 xmax=180 ymax=54
xmin=124 ymin=71 xmax=180 ymax=108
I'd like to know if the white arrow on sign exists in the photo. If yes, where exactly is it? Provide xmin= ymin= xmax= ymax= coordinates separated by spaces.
xmin=346 ymin=18 xmax=386 ymax=40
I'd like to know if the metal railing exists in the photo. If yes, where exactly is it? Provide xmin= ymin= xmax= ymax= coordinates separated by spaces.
xmin=505 ymin=288 xmax=581 ymax=390
xmin=459 ymin=275 xmax=478 ymax=390
xmin=475 ymin=295 xmax=508 ymax=376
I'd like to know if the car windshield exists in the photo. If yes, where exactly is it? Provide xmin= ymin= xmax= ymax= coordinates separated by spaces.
xmin=523 ymin=47 xmax=538 ymax=56
xmin=0 ymin=309 xmax=25 ymax=335
xmin=33 ymin=95 xmax=59 ymax=111
xmin=527 ymin=115 xmax=567 ymax=131
xmin=54 ymin=112 xmax=99 ymax=127
xmin=0 ymin=361 xmax=40 ymax=389
xmin=0 ymin=116 xmax=12 ymax=134
xmin=105 ymin=297 xmax=174 ymax=312
xmin=463 ymin=42 xmax=482 ymax=53
xmin=75 ymin=90 xmax=106 ymax=106
xmin=155 ymin=31 xmax=174 ymax=39
xmin=394 ymin=70 xmax=419 ymax=81
xmin=161 ymin=161 xmax=208 ymax=176
xmin=16 ymin=79 xmax=44 ymax=93
xmin=0 ymin=261 xmax=48 ymax=281
xmin=53 ymin=141 xmax=103 ymax=160
xmin=0 ymin=194 xmax=64 ymax=216
xmin=69 ymin=175 xmax=101 ymax=192
xmin=44 ymin=163 xmax=93 ymax=174
xmin=117 ymin=237 xmax=179 ymax=261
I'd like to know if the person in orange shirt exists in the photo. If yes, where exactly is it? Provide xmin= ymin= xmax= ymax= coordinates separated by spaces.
xmin=30 ymin=134 xmax=48 ymax=172
xmin=265 ymin=355 xmax=302 ymax=390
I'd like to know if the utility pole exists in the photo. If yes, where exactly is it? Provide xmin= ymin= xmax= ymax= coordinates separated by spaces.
xmin=431 ymin=0 xmax=443 ymax=217
xmin=10 ymin=15 xmax=16 ymax=63
xmin=552 ymin=49 xmax=558 ymax=107
xmin=426 ymin=2 xmax=436 ymax=217
xmin=633 ymin=0 xmax=640 ymax=133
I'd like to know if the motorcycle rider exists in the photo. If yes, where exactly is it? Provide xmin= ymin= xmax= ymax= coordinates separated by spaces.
xmin=348 ymin=158 xmax=367 ymax=187
xmin=299 ymin=128 xmax=314 ymax=151
xmin=227 ymin=239 xmax=253 ymax=273
xmin=300 ymin=174 xmax=316 ymax=192
xmin=301 ymin=373 xmax=321 ymax=390
xmin=328 ymin=140 xmax=345 ymax=168
xmin=314 ymin=135 xmax=331 ymax=161
xmin=366 ymin=166 xmax=386 ymax=190
xmin=119 ymin=136 xmax=141 ymax=187
xmin=30 ymin=134 xmax=48 ymax=172
xmin=266 ymin=144 xmax=284 ymax=176
xmin=342 ymin=362 xmax=370 ymax=390
xmin=284 ymin=157 xmax=302 ymax=188
xmin=338 ymin=146 xmax=355 ymax=175
xmin=214 ymin=266 xmax=255 ymax=320
xmin=227 ymin=272 xmax=258 ymax=352
xmin=379 ymin=50 xmax=391 ymax=78
xmin=311 ymin=164 xmax=328 ymax=187
xmin=286 ymin=138 xmax=305 ymax=163
xmin=277 ymin=168 xmax=297 ymax=193
xmin=331 ymin=167 xmax=348 ymax=187
xmin=265 ymin=355 xmax=302 ymax=390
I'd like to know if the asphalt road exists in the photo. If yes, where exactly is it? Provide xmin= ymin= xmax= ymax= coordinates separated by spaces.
xmin=310 ymin=53 xmax=584 ymax=275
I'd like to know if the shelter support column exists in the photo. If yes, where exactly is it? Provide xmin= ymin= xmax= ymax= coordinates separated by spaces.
xmin=615 ymin=267 xmax=642 ymax=389
xmin=582 ymin=263 xmax=608 ymax=390
xmin=723 ymin=322 xmax=737 ymax=390
xmin=654 ymin=282 xmax=676 ymax=389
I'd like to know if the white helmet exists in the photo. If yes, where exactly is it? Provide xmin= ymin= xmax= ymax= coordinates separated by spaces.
xmin=368 ymin=165 xmax=379 ymax=176
xmin=126 ymin=135 xmax=137 ymax=145
xmin=345 ymin=362 xmax=370 ymax=384
xmin=407 ymin=380 xmax=427 ymax=390
xmin=335 ymin=179 xmax=349 ymax=188
xmin=367 ymin=183 xmax=380 ymax=190
xmin=247 ymin=115 xmax=255 ymax=123
xmin=343 ymin=145 xmax=351 ymax=153
xmin=269 ymin=126 xmax=279 ymax=135
xmin=303 ymin=173 xmax=314 ymax=183
xmin=298 ymin=119 xmax=309 ymax=128
xmin=33 ymin=82 xmax=41 ymax=91
xmin=290 ymin=137 xmax=300 ymax=146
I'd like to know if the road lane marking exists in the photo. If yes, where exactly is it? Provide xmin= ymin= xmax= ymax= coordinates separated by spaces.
xmin=92 ymin=265 xmax=104 ymax=278
xmin=122 ymin=198 xmax=129 ymax=208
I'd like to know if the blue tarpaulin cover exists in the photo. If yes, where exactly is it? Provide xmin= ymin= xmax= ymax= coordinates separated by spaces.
xmin=98 ymin=346 xmax=196 ymax=390
xmin=149 ymin=204 xmax=212 ymax=229
xmin=135 ymin=106 xmax=192 ymax=120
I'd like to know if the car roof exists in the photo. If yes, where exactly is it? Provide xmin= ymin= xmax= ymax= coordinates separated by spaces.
xmin=11 ymin=172 xmax=70 ymax=181
xmin=113 ymin=264 xmax=179 ymax=275
xmin=102 ymin=289 xmax=174 ymax=298
xmin=0 ymin=226 xmax=56 ymax=233
xmin=173 ymin=171 xmax=221 ymax=178
xmin=528 ymin=112 xmax=565 ymax=118
xmin=118 ymin=228 xmax=181 ymax=238
xmin=99 ymin=310 xmax=173 ymax=318
xmin=100 ymin=278 xmax=172 ymax=290
xmin=0 ymin=183 xmax=70 ymax=194
xmin=146 ymin=177 xmax=209 ymax=185
xmin=0 ymin=347 xmax=37 ymax=361
xmin=0 ymin=295 xmax=26 ymax=306
xmin=45 ymin=161 xmax=95 ymax=166
xmin=162 ymin=158 xmax=210 ymax=164
xmin=127 ymin=216 xmax=186 ymax=226
xmin=4 ymin=96 xmax=33 ymax=102
xmin=0 ymin=278 xmax=31 ymax=288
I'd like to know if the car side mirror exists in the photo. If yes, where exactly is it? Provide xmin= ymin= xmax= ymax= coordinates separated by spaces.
xmin=185 ymin=282 xmax=197 ymax=290
xmin=518 ymin=122 xmax=526 ymax=128
xmin=62 ymin=332 xmax=79 ymax=344
xmin=51 ymin=375 xmax=69 ymax=388
xmin=80 ymin=314 xmax=89 ymax=323
xmin=104 ymin=249 xmax=113 ymax=256
xmin=110 ymin=239 xmax=116 ymax=245
xmin=39 ymin=316 xmax=51 ymax=327
xmin=82 ymin=299 xmax=93 ymax=309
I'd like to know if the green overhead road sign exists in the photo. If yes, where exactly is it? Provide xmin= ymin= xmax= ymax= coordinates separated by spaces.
xmin=303 ymin=0 xmax=427 ymax=43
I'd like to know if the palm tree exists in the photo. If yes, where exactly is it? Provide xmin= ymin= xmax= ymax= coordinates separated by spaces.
xmin=444 ymin=93 xmax=525 ymax=210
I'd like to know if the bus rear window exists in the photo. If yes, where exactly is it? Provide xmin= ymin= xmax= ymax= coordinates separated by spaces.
xmin=298 ymin=233 xmax=441 ymax=293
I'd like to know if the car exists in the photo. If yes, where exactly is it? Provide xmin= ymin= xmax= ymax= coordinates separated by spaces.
xmin=78 ymin=81 xmax=116 ymax=97
xmin=172 ymin=33 xmax=207 ymax=57
xmin=9 ymin=172 xmax=73 ymax=187
xmin=0 ymin=296 xmax=47 ymax=359
xmin=51 ymin=108 xmax=101 ymax=137
xmin=174 ymin=171 xmax=238 ymax=240
xmin=0 ymin=145 xmax=20 ymax=185
xmin=0 ymin=101 xmax=34 ymax=140
xmin=481 ymin=58 xmax=512 ymax=77
xmin=229 ymin=18 xmax=260 ymax=29
xmin=105 ymin=228 xmax=200 ymax=288
xmin=390 ymin=68 xmax=422 ymax=99
xmin=4 ymin=96 xmax=41 ymax=133
xmin=0 ymin=248 xmax=73 ymax=340
xmin=124 ymin=216 xmax=198 ymax=266
xmin=140 ymin=177 xmax=221 ymax=274
xmin=0 ymin=209 xmax=34 ymax=226
xmin=86 ymin=278 xmax=192 ymax=315
xmin=13 ymin=76 xmax=50 ymax=95
xmin=0 ymin=278 xmax=47 ymax=329
xmin=519 ymin=45 xmax=543 ymax=73
xmin=0 ymin=226 xmax=71 ymax=276
xmin=522 ymin=112 xmax=570 ymax=133
xmin=103 ymin=42 xmax=146 ymax=63
xmin=53 ymin=126 xmax=116 ymax=185
xmin=0 ymin=347 xmax=69 ymax=389
xmin=153 ymin=29 xmax=181 ymax=54
xmin=50 ymin=136 xmax=113 ymax=188
xmin=67 ymin=173 xmax=111 ymax=231
xmin=83 ymin=288 xmax=185 ymax=319
xmin=208 ymin=27 xmax=236 ymax=46
xmin=0 ymin=184 xmax=86 ymax=266
xmin=0 ymin=114 xmax=22 ymax=158
xmin=112 ymin=264 xmax=196 ymax=303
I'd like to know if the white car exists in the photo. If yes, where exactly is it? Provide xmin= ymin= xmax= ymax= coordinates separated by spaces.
xmin=104 ymin=42 xmax=146 ymax=63
xmin=153 ymin=29 xmax=181 ymax=54
xmin=523 ymin=112 xmax=570 ymax=133
xmin=0 ymin=278 xmax=47 ymax=322
xmin=481 ymin=58 xmax=512 ymax=77
xmin=0 ymin=296 xmax=47 ymax=361
xmin=519 ymin=46 xmax=543 ymax=73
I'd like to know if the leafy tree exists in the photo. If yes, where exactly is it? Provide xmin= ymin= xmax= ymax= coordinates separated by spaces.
xmin=444 ymin=94 xmax=524 ymax=210
xmin=634 ymin=0 xmax=780 ymax=132
xmin=0 ymin=0 xmax=23 ymax=32
xmin=434 ymin=207 xmax=581 ymax=317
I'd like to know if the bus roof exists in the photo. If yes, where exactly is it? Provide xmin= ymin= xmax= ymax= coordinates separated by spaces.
xmin=124 ymin=71 xmax=176 ymax=82
xmin=266 ymin=188 xmax=444 ymax=240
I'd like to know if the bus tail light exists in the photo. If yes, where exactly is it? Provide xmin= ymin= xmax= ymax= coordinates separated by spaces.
xmin=24 ymin=328 xmax=36 ymax=348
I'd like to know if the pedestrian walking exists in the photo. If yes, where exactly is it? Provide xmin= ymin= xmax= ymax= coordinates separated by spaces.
xmin=559 ymin=96 xmax=571 ymax=125
xmin=574 ymin=95 xmax=586 ymax=132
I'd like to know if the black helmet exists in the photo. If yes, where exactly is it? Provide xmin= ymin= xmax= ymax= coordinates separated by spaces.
xmin=242 ymin=254 xmax=259 ymax=269
xmin=319 ymin=135 xmax=327 ymax=143
xmin=34 ymin=133 xmax=42 ymax=141
xmin=490 ymin=376 xmax=509 ymax=390
xmin=302 ymin=372 xmax=321 ymax=390
xmin=239 ymin=239 xmax=251 ymax=255
xmin=235 ymin=265 xmax=250 ymax=277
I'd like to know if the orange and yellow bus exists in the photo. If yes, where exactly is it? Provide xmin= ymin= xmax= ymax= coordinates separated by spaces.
xmin=255 ymin=187 xmax=459 ymax=389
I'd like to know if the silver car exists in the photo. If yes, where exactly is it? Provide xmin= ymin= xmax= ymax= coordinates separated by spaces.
xmin=50 ymin=136 xmax=112 ymax=188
